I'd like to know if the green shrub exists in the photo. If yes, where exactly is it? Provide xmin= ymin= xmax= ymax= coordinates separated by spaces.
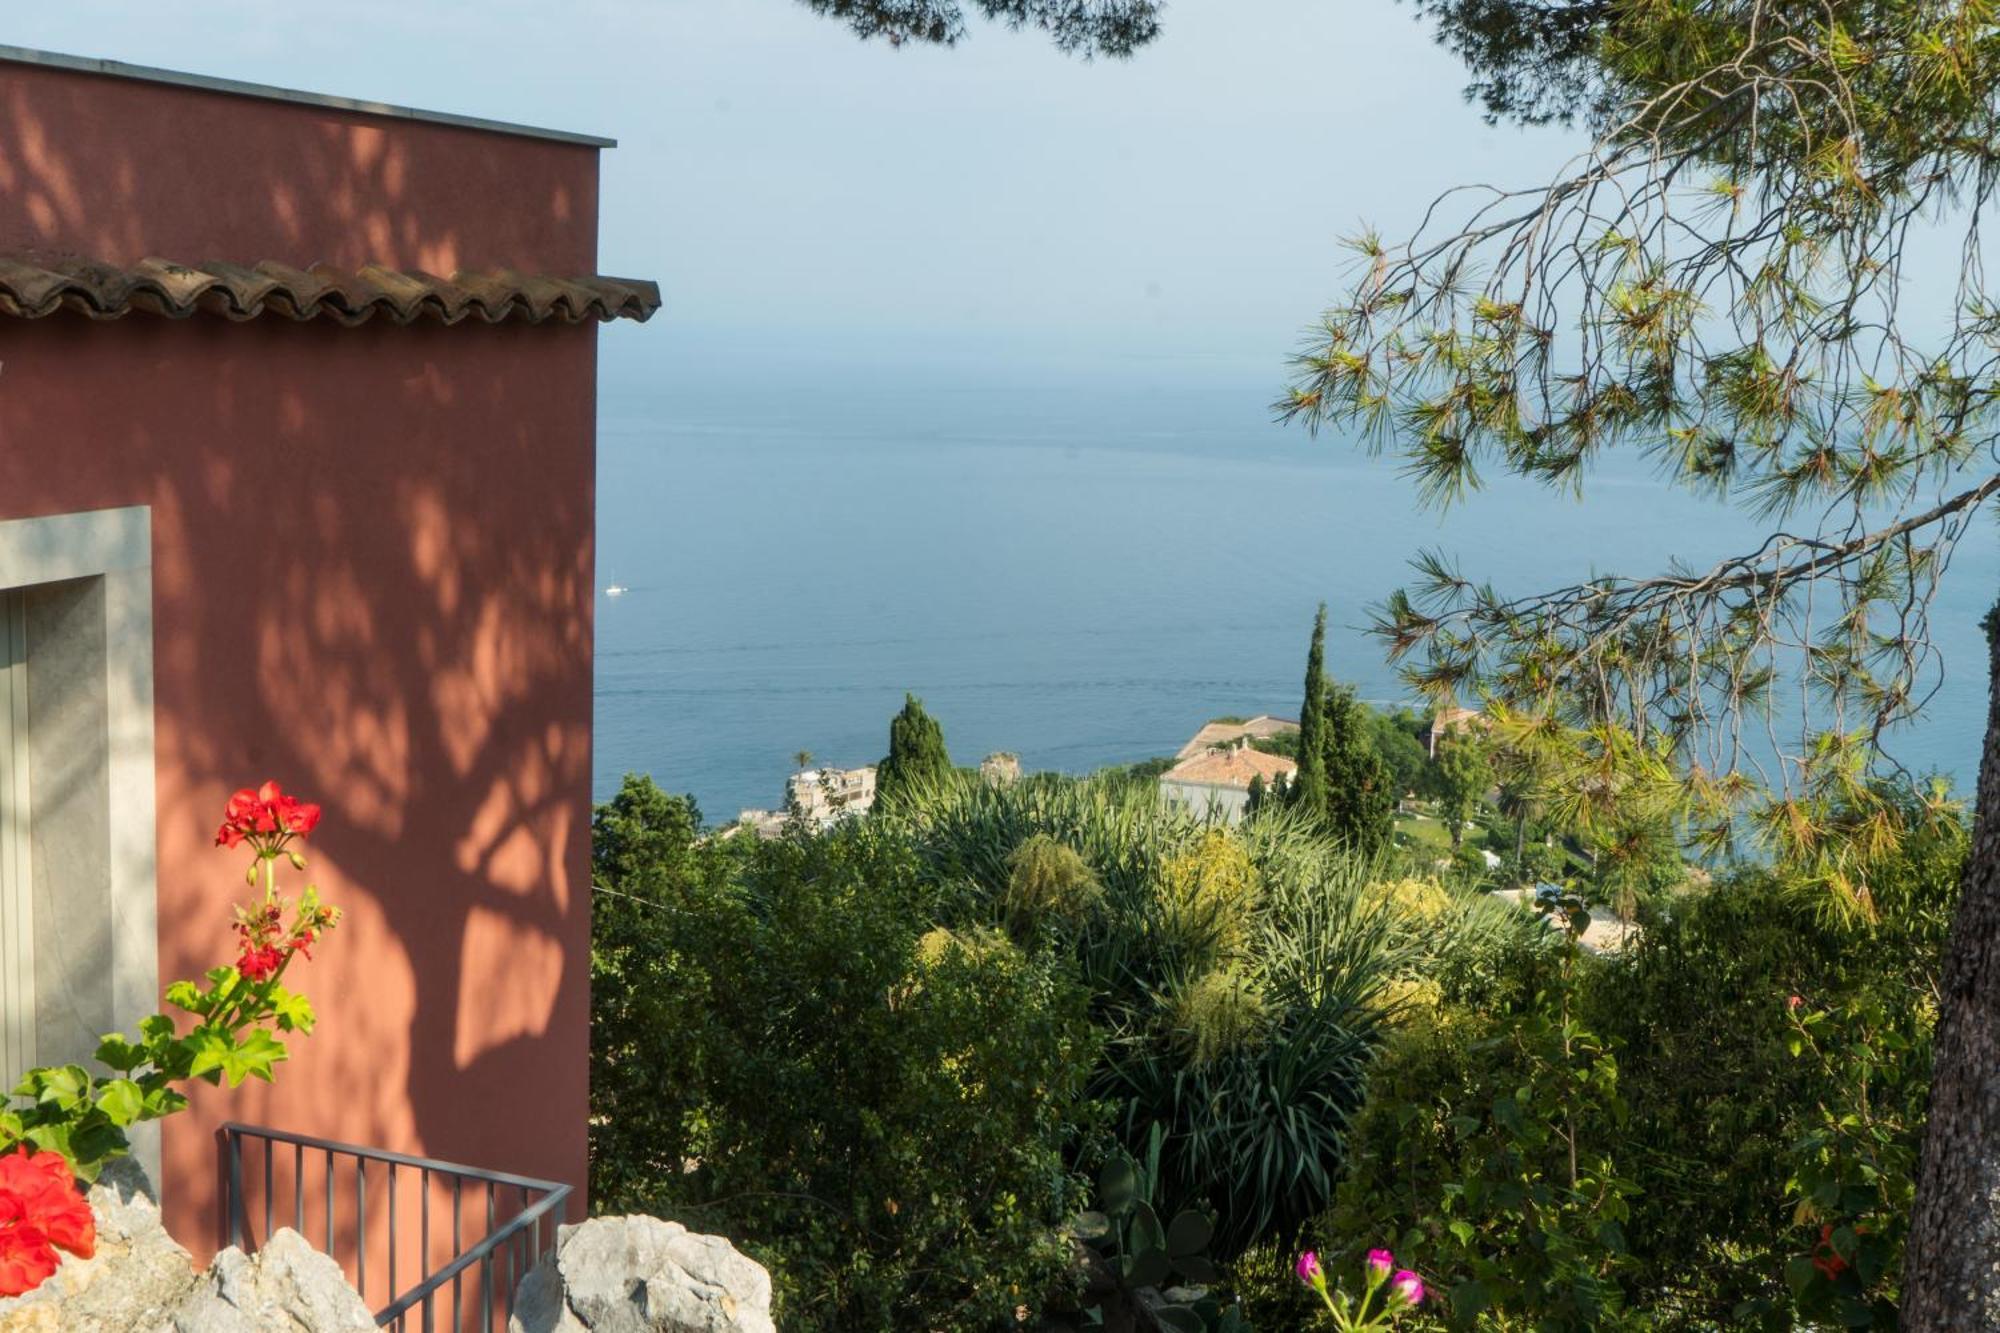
xmin=1572 ymin=815 xmax=1959 ymax=1329
xmin=1320 ymin=931 xmax=1644 ymax=1332
xmin=589 ymin=777 xmax=1101 ymax=1330
xmin=1306 ymin=807 xmax=1962 ymax=1331
xmin=1771 ymin=989 xmax=1926 ymax=1329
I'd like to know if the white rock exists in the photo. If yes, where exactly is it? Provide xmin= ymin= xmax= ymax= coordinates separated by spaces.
xmin=0 ymin=1155 xmax=373 ymax=1333
xmin=0 ymin=1159 xmax=193 ymax=1333
xmin=509 ymin=1215 xmax=774 ymax=1333
xmin=170 ymin=1229 xmax=375 ymax=1333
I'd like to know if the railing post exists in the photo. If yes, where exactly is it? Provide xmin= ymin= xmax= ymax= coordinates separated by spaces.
xmin=225 ymin=1127 xmax=245 ymax=1252
xmin=357 ymin=1157 xmax=367 ymax=1301
xmin=388 ymin=1160 xmax=397 ymax=1318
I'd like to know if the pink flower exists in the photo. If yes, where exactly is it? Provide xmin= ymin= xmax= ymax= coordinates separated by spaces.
xmin=1390 ymin=1270 xmax=1426 ymax=1307
xmin=1295 ymin=1250 xmax=1323 ymax=1286
xmin=1787 ymin=994 xmax=1804 ymax=1012
xmin=1365 ymin=1248 xmax=1395 ymax=1281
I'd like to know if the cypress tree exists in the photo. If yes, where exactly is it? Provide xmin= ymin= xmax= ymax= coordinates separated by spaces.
xmin=1244 ymin=772 xmax=1267 ymax=821
xmin=876 ymin=693 xmax=953 ymax=809
xmin=1290 ymin=605 xmax=1330 ymax=819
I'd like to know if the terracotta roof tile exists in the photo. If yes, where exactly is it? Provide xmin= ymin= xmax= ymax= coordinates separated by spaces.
xmin=1161 ymin=746 xmax=1298 ymax=790
xmin=0 ymin=254 xmax=659 ymax=327
xmin=1174 ymin=715 xmax=1300 ymax=760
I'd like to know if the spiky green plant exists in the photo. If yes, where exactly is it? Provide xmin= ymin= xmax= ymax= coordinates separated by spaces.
xmin=1166 ymin=965 xmax=1275 ymax=1066
xmin=1156 ymin=831 xmax=1263 ymax=970
xmin=1005 ymin=832 xmax=1105 ymax=935
xmin=895 ymin=774 xmax=1424 ymax=1256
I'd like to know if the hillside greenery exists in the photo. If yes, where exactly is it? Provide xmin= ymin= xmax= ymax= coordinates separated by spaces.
xmin=591 ymin=711 xmax=1959 ymax=1330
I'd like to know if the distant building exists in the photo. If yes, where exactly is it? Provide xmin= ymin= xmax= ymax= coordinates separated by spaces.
xmin=1158 ymin=743 xmax=1299 ymax=825
xmin=1421 ymin=705 xmax=1486 ymax=758
xmin=980 ymin=752 xmax=1023 ymax=786
xmin=1174 ymin=715 xmax=1299 ymax=760
xmin=786 ymin=765 xmax=877 ymax=827
xmin=729 ymin=809 xmax=789 ymax=840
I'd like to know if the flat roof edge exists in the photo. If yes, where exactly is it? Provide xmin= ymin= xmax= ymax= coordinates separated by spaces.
xmin=0 ymin=45 xmax=616 ymax=149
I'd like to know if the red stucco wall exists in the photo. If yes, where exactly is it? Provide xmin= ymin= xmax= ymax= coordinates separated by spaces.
xmin=0 ymin=58 xmax=602 ymax=1270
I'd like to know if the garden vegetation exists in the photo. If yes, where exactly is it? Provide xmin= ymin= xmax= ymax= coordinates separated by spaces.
xmin=590 ymin=688 xmax=1963 ymax=1328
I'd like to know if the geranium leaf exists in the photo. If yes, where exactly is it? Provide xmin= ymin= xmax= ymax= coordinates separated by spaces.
xmin=96 ymin=1078 xmax=144 ymax=1127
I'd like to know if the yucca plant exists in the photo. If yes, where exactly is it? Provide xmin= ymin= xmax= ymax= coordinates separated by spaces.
xmin=891 ymin=773 xmax=1204 ymax=1011
xmin=1104 ymin=852 xmax=1415 ymax=1255
xmin=895 ymin=777 xmax=1423 ymax=1259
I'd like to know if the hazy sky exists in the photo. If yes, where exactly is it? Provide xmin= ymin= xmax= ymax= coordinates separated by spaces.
xmin=13 ymin=6 xmax=1993 ymax=795
xmin=4 ymin=2 xmax=1572 ymax=380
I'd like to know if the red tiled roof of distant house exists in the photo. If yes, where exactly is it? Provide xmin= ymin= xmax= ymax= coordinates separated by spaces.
xmin=1422 ymin=705 xmax=1487 ymax=755
xmin=1174 ymin=715 xmax=1300 ymax=760
xmin=1161 ymin=746 xmax=1298 ymax=790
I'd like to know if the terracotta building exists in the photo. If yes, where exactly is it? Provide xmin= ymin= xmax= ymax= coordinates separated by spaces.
xmin=0 ymin=44 xmax=655 ymax=1321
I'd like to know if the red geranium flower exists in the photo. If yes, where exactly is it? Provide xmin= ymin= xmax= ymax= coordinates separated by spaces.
xmin=237 ymin=944 xmax=285 ymax=982
xmin=214 ymin=781 xmax=321 ymax=851
xmin=0 ymin=1198 xmax=55 ymax=1297
xmin=0 ymin=1146 xmax=93 ymax=1297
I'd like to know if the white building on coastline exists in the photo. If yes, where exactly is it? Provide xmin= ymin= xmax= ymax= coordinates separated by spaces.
xmin=735 ymin=764 xmax=879 ymax=837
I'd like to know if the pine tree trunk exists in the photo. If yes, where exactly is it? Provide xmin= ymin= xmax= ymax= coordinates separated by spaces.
xmin=1904 ymin=606 xmax=2000 ymax=1330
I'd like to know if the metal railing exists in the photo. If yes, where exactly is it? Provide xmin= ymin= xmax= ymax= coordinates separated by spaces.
xmin=222 ymin=1122 xmax=571 ymax=1332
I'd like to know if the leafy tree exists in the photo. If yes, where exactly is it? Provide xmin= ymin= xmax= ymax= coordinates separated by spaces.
xmin=876 ymin=692 xmax=953 ymax=809
xmin=591 ymin=806 xmax=1098 ymax=1329
xmin=1367 ymin=707 xmax=1431 ymax=802
xmin=591 ymin=773 xmax=704 ymax=889
xmin=1280 ymin=4 xmax=2000 ymax=1313
xmin=792 ymin=749 xmax=814 ymax=772
xmin=1432 ymin=732 xmax=1491 ymax=850
xmin=1291 ymin=605 xmax=1332 ymax=820
xmin=589 ymin=776 xmax=727 ymax=1209
xmin=790 ymin=0 xmax=1161 ymax=55
xmin=1322 ymin=684 xmax=1395 ymax=856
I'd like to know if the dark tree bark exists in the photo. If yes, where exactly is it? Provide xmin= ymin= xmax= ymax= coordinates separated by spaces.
xmin=1905 ymin=605 xmax=2000 ymax=1330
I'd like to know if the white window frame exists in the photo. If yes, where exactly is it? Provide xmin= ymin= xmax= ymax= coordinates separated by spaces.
xmin=0 ymin=505 xmax=156 ymax=1185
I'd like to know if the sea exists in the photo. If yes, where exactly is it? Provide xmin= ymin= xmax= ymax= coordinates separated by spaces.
xmin=592 ymin=338 xmax=1998 ymax=823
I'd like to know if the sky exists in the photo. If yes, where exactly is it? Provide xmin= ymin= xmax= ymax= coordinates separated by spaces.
xmin=1 ymin=1 xmax=1574 ymax=385
xmin=10 ymin=5 xmax=1994 ymax=799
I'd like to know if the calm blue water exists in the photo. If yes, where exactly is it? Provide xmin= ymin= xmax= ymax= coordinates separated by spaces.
xmin=592 ymin=339 xmax=1996 ymax=822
